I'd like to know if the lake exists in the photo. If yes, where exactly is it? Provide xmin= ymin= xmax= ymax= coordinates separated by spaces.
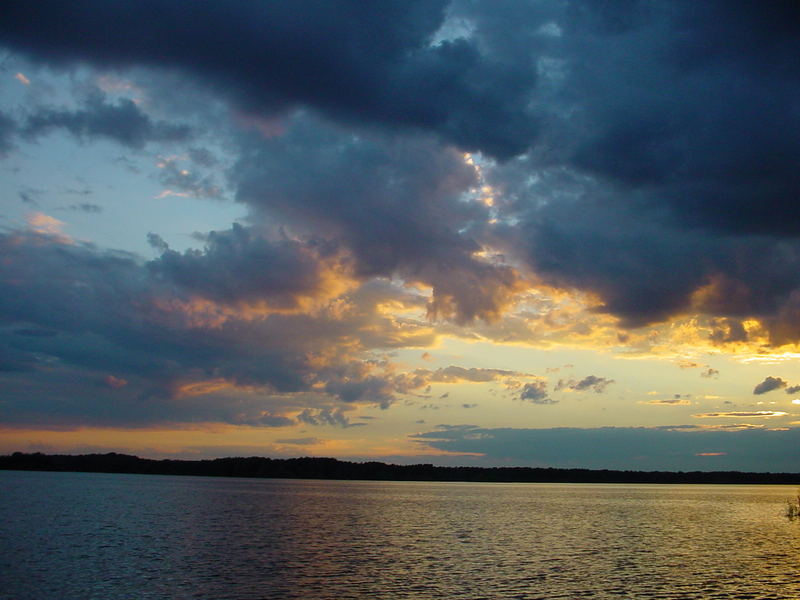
xmin=1 ymin=470 xmax=799 ymax=599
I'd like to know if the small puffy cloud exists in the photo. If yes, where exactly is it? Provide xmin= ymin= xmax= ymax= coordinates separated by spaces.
xmin=555 ymin=375 xmax=614 ymax=394
xmin=753 ymin=376 xmax=788 ymax=395
xmin=519 ymin=381 xmax=556 ymax=405
xmin=701 ymin=368 xmax=720 ymax=379
xmin=785 ymin=385 xmax=800 ymax=395
xmin=297 ymin=408 xmax=363 ymax=428
xmin=15 ymin=72 xmax=30 ymax=85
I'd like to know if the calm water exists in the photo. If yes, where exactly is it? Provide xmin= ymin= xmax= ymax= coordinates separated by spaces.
xmin=1 ymin=471 xmax=799 ymax=599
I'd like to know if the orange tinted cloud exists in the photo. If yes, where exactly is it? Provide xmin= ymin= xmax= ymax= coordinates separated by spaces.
xmin=104 ymin=375 xmax=128 ymax=389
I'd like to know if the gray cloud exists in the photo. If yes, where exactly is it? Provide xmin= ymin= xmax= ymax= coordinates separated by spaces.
xmin=23 ymin=89 xmax=191 ymax=148
xmin=66 ymin=203 xmax=102 ymax=213
xmin=3 ymin=2 xmax=800 ymax=342
xmin=0 ymin=0 xmax=540 ymax=158
xmin=753 ymin=376 xmax=787 ymax=395
xmin=149 ymin=223 xmax=348 ymax=310
xmin=0 ymin=110 xmax=17 ymax=155
xmin=519 ymin=381 xmax=555 ymax=404
xmin=423 ymin=366 xmax=529 ymax=383
xmin=297 ymin=408 xmax=363 ymax=428
xmin=233 ymin=116 xmax=521 ymax=323
xmin=555 ymin=375 xmax=613 ymax=393
xmin=156 ymin=156 xmax=222 ymax=199
xmin=3 ymin=1 xmax=800 ymax=441
xmin=0 ymin=229 xmax=442 ymax=426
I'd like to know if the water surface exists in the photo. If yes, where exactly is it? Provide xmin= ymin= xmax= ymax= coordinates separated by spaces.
xmin=1 ymin=470 xmax=799 ymax=599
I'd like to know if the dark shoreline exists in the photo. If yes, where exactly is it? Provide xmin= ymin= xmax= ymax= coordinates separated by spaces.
xmin=2 ymin=452 xmax=800 ymax=484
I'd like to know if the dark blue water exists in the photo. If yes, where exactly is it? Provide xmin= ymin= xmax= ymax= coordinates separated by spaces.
xmin=2 ymin=470 xmax=799 ymax=599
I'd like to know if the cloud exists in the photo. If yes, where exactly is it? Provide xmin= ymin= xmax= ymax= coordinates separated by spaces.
xmin=554 ymin=375 xmax=614 ymax=393
xmin=700 ymin=368 xmax=719 ymax=379
xmin=693 ymin=411 xmax=788 ymax=419
xmin=473 ymin=3 xmax=800 ymax=337
xmin=297 ymin=408 xmax=363 ymax=428
xmin=0 ymin=110 xmax=17 ymax=155
xmin=22 ymin=89 xmax=191 ymax=148
xmin=104 ymin=375 xmax=127 ymax=389
xmin=148 ymin=223 xmax=353 ymax=313
xmin=422 ymin=366 xmax=530 ymax=384
xmin=753 ymin=376 xmax=788 ymax=395
xmin=4 ymin=2 xmax=800 ymax=346
xmin=66 ymin=203 xmax=102 ymax=213
xmin=233 ymin=115 xmax=524 ymax=324
xmin=519 ymin=381 xmax=556 ymax=404
xmin=0 ymin=0 xmax=541 ymax=158
xmin=411 ymin=424 xmax=800 ymax=471
xmin=26 ymin=212 xmax=65 ymax=235
xmin=0 ymin=229 xmax=441 ymax=426
xmin=643 ymin=399 xmax=692 ymax=406
xmin=275 ymin=437 xmax=320 ymax=446
xmin=4 ymin=1 xmax=800 ymax=449
xmin=786 ymin=385 xmax=800 ymax=395
xmin=156 ymin=155 xmax=222 ymax=199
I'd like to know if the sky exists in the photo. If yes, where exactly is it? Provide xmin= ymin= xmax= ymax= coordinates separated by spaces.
xmin=1 ymin=1 xmax=800 ymax=471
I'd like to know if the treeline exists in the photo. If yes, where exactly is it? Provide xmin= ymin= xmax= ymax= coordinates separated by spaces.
xmin=2 ymin=452 xmax=800 ymax=484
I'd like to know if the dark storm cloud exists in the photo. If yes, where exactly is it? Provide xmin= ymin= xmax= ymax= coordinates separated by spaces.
xmin=234 ymin=116 xmax=521 ymax=323
xmin=0 ymin=0 xmax=539 ymax=158
xmin=412 ymin=425 xmax=800 ymax=471
xmin=753 ymin=376 xmax=787 ymax=395
xmin=557 ymin=1 xmax=800 ymax=236
xmin=464 ymin=1 xmax=800 ymax=335
xmin=4 ymin=1 xmax=800 ymax=340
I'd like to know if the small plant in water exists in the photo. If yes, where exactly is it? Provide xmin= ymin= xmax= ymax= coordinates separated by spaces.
xmin=787 ymin=492 xmax=800 ymax=520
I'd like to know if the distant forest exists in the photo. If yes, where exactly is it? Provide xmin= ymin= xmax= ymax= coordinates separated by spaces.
xmin=2 ymin=452 xmax=800 ymax=484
